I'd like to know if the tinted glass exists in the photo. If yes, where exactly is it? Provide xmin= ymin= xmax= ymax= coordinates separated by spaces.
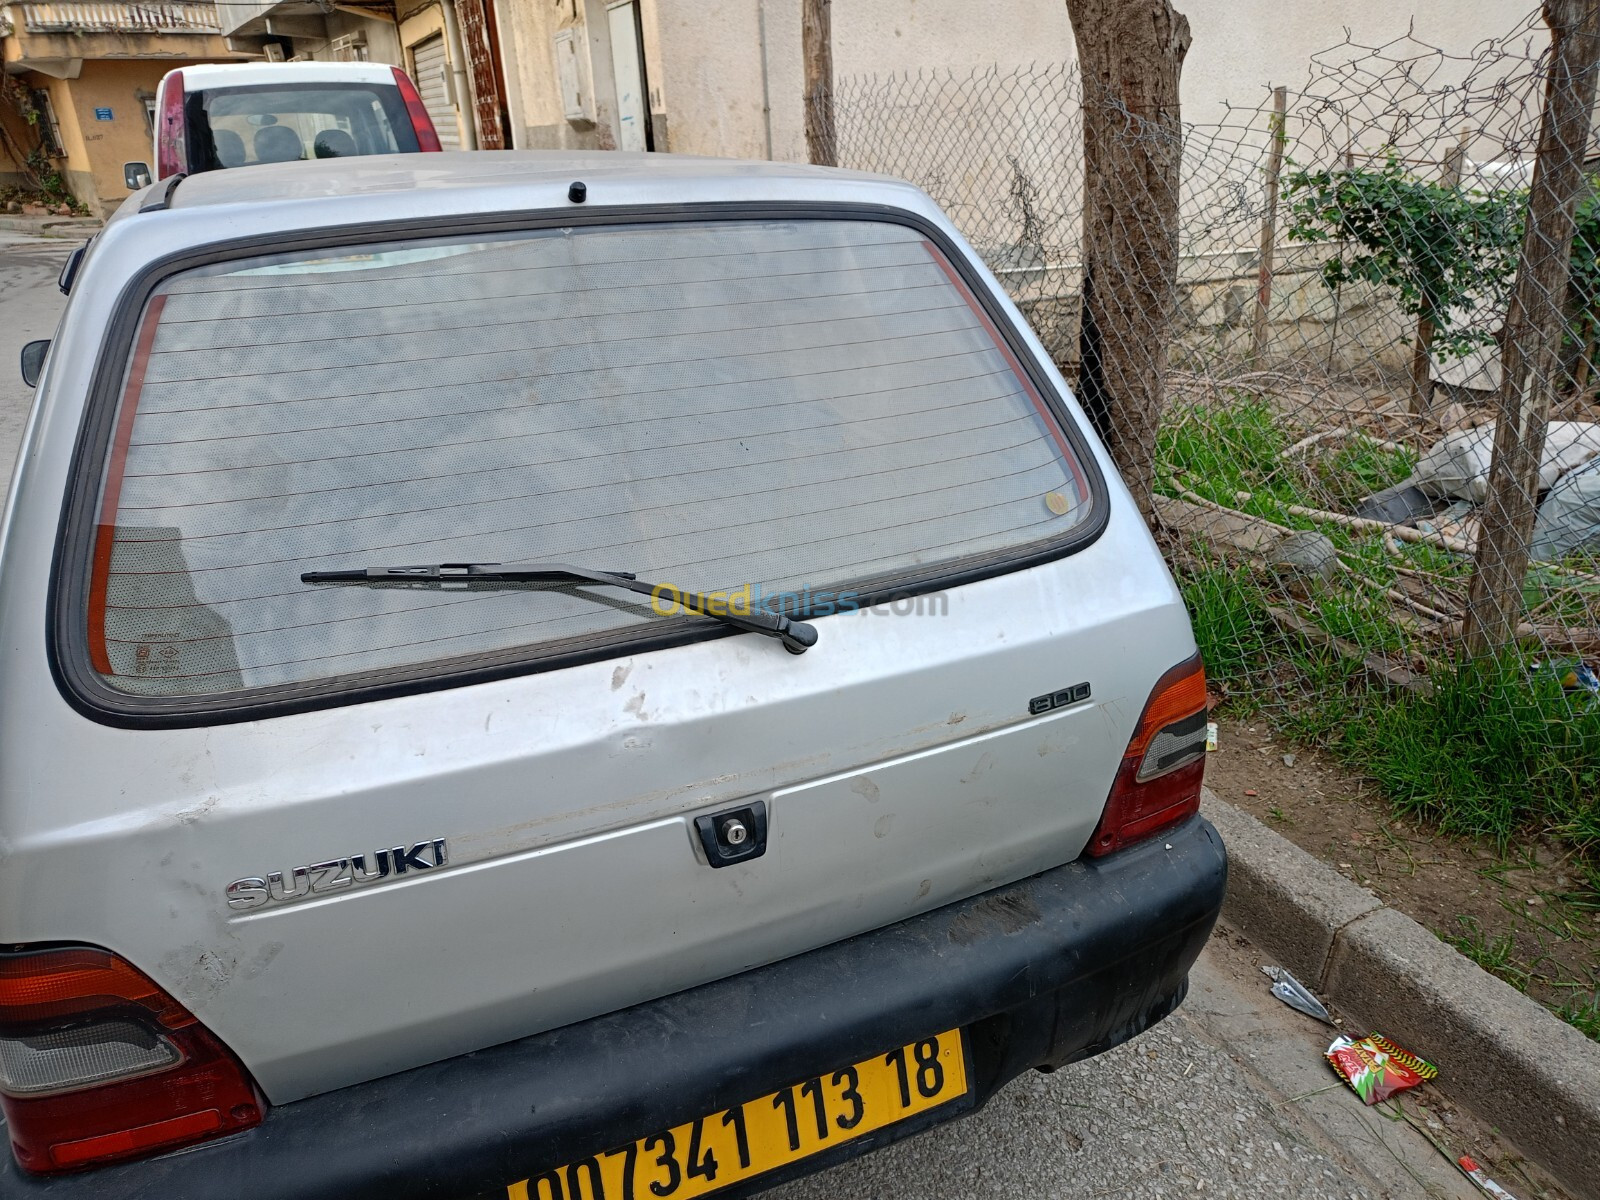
xmin=191 ymin=83 xmax=418 ymax=171
xmin=86 ymin=220 xmax=1092 ymax=698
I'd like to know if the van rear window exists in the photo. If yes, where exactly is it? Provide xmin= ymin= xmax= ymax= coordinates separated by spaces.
xmin=83 ymin=219 xmax=1094 ymax=699
xmin=190 ymin=84 xmax=417 ymax=169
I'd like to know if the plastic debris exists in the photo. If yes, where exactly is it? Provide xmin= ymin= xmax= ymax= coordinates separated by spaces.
xmin=1530 ymin=658 xmax=1600 ymax=697
xmin=1261 ymin=965 xmax=1333 ymax=1023
xmin=1530 ymin=454 xmax=1600 ymax=561
xmin=1353 ymin=480 xmax=1437 ymax=525
xmin=1415 ymin=421 xmax=1600 ymax=503
xmin=1325 ymin=1033 xmax=1437 ymax=1105
xmin=1206 ymin=721 xmax=1218 ymax=752
xmin=1458 ymin=1155 xmax=1520 ymax=1199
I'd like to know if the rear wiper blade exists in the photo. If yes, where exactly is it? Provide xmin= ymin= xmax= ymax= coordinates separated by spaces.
xmin=300 ymin=561 xmax=819 ymax=655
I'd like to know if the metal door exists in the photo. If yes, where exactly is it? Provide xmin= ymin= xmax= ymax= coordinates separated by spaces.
xmin=411 ymin=34 xmax=460 ymax=151
xmin=607 ymin=0 xmax=650 ymax=152
xmin=456 ymin=0 xmax=507 ymax=149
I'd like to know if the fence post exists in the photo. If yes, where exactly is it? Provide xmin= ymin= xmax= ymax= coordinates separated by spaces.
xmin=1251 ymin=86 xmax=1288 ymax=363
xmin=1462 ymin=0 xmax=1600 ymax=657
xmin=1441 ymin=126 xmax=1471 ymax=190
xmin=803 ymin=0 xmax=836 ymax=167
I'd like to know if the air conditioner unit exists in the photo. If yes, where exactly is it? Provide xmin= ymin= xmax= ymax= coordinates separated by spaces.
xmin=263 ymin=42 xmax=285 ymax=61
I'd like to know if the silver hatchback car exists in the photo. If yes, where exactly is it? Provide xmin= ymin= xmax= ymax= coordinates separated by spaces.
xmin=0 ymin=152 xmax=1224 ymax=1198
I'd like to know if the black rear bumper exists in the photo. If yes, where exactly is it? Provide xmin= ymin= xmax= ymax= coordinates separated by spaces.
xmin=0 ymin=816 xmax=1226 ymax=1200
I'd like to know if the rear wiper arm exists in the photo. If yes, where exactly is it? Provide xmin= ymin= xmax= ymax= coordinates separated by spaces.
xmin=301 ymin=561 xmax=819 ymax=655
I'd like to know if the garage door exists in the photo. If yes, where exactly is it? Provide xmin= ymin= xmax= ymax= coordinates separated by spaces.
xmin=411 ymin=34 xmax=460 ymax=151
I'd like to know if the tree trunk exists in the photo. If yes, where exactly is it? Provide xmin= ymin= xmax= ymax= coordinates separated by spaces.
xmin=1065 ymin=0 xmax=1192 ymax=523
xmin=1462 ymin=0 xmax=1600 ymax=656
xmin=802 ymin=0 xmax=836 ymax=167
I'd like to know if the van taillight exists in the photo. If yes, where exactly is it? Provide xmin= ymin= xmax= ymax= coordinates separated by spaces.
xmin=393 ymin=66 xmax=444 ymax=152
xmin=154 ymin=71 xmax=185 ymax=179
xmin=1086 ymin=654 xmax=1208 ymax=857
xmin=0 ymin=946 xmax=262 ymax=1173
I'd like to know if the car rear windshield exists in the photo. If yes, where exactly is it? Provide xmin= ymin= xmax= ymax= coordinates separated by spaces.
xmin=82 ymin=218 xmax=1094 ymax=700
xmin=189 ymin=83 xmax=417 ymax=170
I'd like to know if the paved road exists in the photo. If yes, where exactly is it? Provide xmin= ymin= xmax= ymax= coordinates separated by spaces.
xmin=0 ymin=233 xmax=72 ymax=493
xmin=773 ymin=928 xmax=1510 ymax=1200
xmin=0 ymin=232 xmax=1559 ymax=1200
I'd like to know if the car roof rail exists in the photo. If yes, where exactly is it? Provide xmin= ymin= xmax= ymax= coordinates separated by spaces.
xmin=139 ymin=173 xmax=188 ymax=214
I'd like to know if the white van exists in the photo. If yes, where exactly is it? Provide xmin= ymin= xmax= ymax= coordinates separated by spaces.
xmin=125 ymin=62 xmax=442 ymax=188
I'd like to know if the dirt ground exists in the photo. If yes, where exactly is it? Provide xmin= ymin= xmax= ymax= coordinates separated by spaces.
xmin=1205 ymin=717 xmax=1600 ymax=1038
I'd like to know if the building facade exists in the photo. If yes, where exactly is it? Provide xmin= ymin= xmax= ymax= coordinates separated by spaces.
xmin=1 ymin=0 xmax=256 ymax=213
xmin=489 ymin=0 xmax=1529 ymax=161
xmin=212 ymin=0 xmax=510 ymax=152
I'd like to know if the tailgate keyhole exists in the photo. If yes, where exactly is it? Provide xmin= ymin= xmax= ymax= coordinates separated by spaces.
xmin=694 ymin=802 xmax=768 ymax=868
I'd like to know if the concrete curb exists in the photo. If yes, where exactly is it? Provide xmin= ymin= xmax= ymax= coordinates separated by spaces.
xmin=1203 ymin=789 xmax=1600 ymax=1200
xmin=0 ymin=215 xmax=102 ymax=237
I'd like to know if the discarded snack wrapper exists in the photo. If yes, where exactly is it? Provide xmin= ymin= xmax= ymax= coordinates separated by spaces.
xmin=1206 ymin=721 xmax=1219 ymax=752
xmin=1325 ymin=1033 xmax=1437 ymax=1105
xmin=1458 ymin=1155 xmax=1520 ymax=1200
xmin=1261 ymin=965 xmax=1333 ymax=1023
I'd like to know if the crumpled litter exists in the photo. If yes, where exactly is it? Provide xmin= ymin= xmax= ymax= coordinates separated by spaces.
xmin=1326 ymin=1032 xmax=1437 ymax=1105
xmin=1530 ymin=659 xmax=1600 ymax=696
xmin=1458 ymin=1155 xmax=1521 ymax=1199
xmin=1261 ymin=965 xmax=1333 ymax=1023
xmin=1415 ymin=421 xmax=1600 ymax=504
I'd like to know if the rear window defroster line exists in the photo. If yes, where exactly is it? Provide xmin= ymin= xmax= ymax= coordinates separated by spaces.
xmin=919 ymin=239 xmax=1089 ymax=504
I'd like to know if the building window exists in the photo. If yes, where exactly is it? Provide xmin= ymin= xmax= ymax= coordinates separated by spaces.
xmin=29 ymin=89 xmax=65 ymax=157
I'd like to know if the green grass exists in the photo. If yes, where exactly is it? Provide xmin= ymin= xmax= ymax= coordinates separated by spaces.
xmin=1443 ymin=916 xmax=1530 ymax=989
xmin=1162 ymin=396 xmax=1600 ymax=1040
xmin=1559 ymin=992 xmax=1600 ymax=1040
xmin=1179 ymin=550 xmax=1600 ymax=853
xmin=1161 ymin=398 xmax=1600 ymax=850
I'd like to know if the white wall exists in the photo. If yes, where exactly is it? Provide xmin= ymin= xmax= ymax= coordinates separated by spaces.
xmin=639 ymin=0 xmax=1532 ymax=164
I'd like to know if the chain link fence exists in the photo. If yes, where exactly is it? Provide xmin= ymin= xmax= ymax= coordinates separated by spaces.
xmin=826 ymin=13 xmax=1600 ymax=856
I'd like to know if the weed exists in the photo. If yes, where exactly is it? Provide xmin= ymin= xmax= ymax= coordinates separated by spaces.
xmin=1560 ymin=991 xmax=1600 ymax=1039
xmin=1443 ymin=916 xmax=1530 ymax=990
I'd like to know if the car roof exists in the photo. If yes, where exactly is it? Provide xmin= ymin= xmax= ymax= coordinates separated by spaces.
xmin=170 ymin=61 xmax=400 ymax=90
xmin=127 ymin=150 xmax=908 ymax=216
xmin=97 ymin=151 xmax=948 ymax=276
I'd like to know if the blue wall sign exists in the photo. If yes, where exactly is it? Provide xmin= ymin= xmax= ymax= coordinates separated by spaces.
xmin=94 ymin=107 xmax=113 ymax=121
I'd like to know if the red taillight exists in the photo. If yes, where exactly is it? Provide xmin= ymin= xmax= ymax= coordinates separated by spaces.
xmin=0 ymin=946 xmax=262 ymax=1174
xmin=154 ymin=70 xmax=185 ymax=180
xmin=1086 ymin=654 xmax=1208 ymax=857
xmin=393 ymin=66 xmax=444 ymax=152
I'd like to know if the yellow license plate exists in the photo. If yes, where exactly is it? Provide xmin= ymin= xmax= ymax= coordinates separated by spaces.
xmin=505 ymin=1030 xmax=969 ymax=1200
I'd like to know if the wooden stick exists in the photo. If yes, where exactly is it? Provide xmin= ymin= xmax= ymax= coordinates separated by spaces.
xmin=1232 ymin=491 xmax=1475 ymax=553
xmin=1251 ymin=86 xmax=1288 ymax=364
xmin=1173 ymin=484 xmax=1294 ymax=532
xmin=1280 ymin=427 xmax=1408 ymax=458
